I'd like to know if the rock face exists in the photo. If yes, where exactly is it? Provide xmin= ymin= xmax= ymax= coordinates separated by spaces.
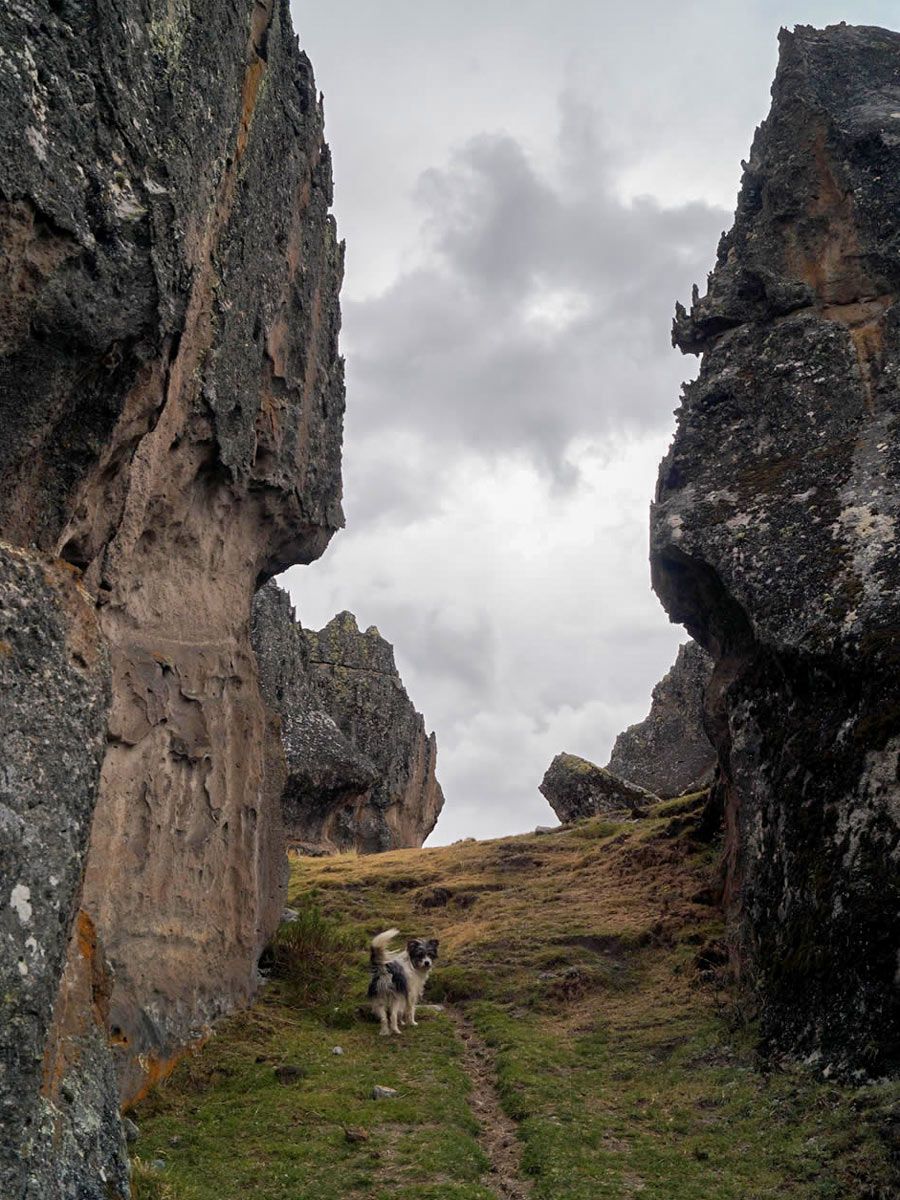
xmin=606 ymin=641 xmax=715 ymax=797
xmin=539 ymin=753 xmax=658 ymax=823
xmin=651 ymin=24 xmax=900 ymax=1068
xmin=0 ymin=546 xmax=127 ymax=1199
xmin=0 ymin=0 xmax=344 ymax=1167
xmin=303 ymin=611 xmax=445 ymax=852
xmin=252 ymin=583 xmax=380 ymax=852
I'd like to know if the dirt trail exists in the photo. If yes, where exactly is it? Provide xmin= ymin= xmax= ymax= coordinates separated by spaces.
xmin=444 ymin=1004 xmax=533 ymax=1200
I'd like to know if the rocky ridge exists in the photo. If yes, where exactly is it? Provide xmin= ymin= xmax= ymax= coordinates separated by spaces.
xmin=651 ymin=23 xmax=900 ymax=1069
xmin=606 ymin=640 xmax=715 ymax=798
xmin=0 ymin=1 xmax=344 ymax=1193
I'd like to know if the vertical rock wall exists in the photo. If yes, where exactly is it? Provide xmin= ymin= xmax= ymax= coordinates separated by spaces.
xmin=252 ymin=582 xmax=379 ymax=852
xmin=252 ymin=586 xmax=444 ymax=853
xmin=0 ymin=0 xmax=345 ymax=1168
xmin=0 ymin=546 xmax=122 ymax=1198
xmin=606 ymin=641 xmax=715 ymax=798
xmin=651 ymin=24 xmax=900 ymax=1068
xmin=304 ymin=613 xmax=445 ymax=852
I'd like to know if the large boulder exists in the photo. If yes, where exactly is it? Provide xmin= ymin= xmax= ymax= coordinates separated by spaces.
xmin=303 ymin=612 xmax=445 ymax=851
xmin=606 ymin=640 xmax=715 ymax=797
xmin=539 ymin=753 xmax=658 ymax=823
xmin=0 ymin=0 xmax=345 ymax=1137
xmin=252 ymin=582 xmax=380 ymax=852
xmin=651 ymin=24 xmax=900 ymax=1069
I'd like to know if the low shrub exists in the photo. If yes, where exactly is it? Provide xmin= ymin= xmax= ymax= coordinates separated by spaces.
xmin=261 ymin=893 xmax=356 ymax=1009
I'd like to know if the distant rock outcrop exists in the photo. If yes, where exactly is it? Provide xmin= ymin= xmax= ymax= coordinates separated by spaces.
xmin=252 ymin=583 xmax=380 ymax=852
xmin=606 ymin=641 xmax=715 ymax=797
xmin=304 ymin=611 xmax=445 ymax=852
xmin=651 ymin=24 xmax=900 ymax=1068
xmin=0 ymin=0 xmax=344 ymax=1186
xmin=253 ymin=584 xmax=443 ymax=852
xmin=539 ymin=753 xmax=658 ymax=823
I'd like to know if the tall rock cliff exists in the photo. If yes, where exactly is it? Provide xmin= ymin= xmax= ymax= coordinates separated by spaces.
xmin=0 ymin=0 xmax=344 ymax=1189
xmin=606 ymin=641 xmax=715 ymax=798
xmin=304 ymin=612 xmax=445 ymax=852
xmin=651 ymin=24 xmax=900 ymax=1069
xmin=252 ymin=582 xmax=380 ymax=852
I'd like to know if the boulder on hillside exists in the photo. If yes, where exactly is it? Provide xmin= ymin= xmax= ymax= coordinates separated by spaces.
xmin=606 ymin=640 xmax=715 ymax=798
xmin=539 ymin=753 xmax=658 ymax=823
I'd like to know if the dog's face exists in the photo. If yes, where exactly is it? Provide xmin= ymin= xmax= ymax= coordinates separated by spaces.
xmin=407 ymin=937 xmax=439 ymax=972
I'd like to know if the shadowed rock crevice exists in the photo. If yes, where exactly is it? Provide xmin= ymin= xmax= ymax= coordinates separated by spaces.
xmin=651 ymin=22 xmax=900 ymax=1071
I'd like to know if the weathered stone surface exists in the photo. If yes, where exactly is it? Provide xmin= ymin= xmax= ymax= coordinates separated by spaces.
xmin=539 ymin=753 xmax=658 ymax=823
xmin=304 ymin=612 xmax=444 ymax=852
xmin=606 ymin=641 xmax=715 ymax=797
xmin=0 ymin=544 xmax=122 ymax=1198
xmin=651 ymin=24 xmax=900 ymax=1069
xmin=0 ymin=0 xmax=344 ymax=1116
xmin=252 ymin=582 xmax=379 ymax=852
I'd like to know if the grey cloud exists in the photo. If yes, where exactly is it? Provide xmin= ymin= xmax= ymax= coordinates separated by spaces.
xmin=342 ymin=97 xmax=729 ymax=482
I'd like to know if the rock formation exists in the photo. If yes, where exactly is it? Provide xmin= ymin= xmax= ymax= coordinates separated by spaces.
xmin=0 ymin=0 xmax=344 ymax=1190
xmin=539 ymin=753 xmax=658 ymax=823
xmin=606 ymin=641 xmax=715 ymax=797
xmin=651 ymin=24 xmax=900 ymax=1069
xmin=252 ymin=582 xmax=380 ymax=852
xmin=0 ymin=546 xmax=128 ymax=1198
xmin=303 ymin=611 xmax=445 ymax=851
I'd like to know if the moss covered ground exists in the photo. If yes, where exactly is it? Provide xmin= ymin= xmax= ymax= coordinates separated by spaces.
xmin=132 ymin=796 xmax=900 ymax=1199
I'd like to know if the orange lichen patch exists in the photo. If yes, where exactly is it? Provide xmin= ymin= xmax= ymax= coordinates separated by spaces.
xmin=122 ymin=1039 xmax=209 ymax=1112
xmin=41 ymin=911 xmax=111 ymax=1103
xmin=782 ymin=124 xmax=876 ymax=307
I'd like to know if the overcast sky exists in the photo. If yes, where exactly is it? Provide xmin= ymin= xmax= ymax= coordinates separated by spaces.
xmin=282 ymin=1 xmax=899 ymax=844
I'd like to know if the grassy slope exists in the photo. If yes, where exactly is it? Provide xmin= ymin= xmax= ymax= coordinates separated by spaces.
xmin=132 ymin=798 xmax=900 ymax=1199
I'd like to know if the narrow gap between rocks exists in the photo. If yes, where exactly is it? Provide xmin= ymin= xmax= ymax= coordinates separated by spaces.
xmin=444 ymin=1004 xmax=532 ymax=1200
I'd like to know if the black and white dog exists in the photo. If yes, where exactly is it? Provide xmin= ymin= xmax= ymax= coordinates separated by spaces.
xmin=368 ymin=928 xmax=439 ymax=1035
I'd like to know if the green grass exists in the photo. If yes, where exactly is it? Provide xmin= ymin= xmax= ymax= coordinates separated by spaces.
xmin=132 ymin=801 xmax=900 ymax=1199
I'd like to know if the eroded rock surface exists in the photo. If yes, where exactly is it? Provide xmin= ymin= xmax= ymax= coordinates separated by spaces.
xmin=252 ymin=582 xmax=379 ymax=852
xmin=304 ymin=612 xmax=444 ymax=852
xmin=0 ymin=0 xmax=345 ymax=1133
xmin=0 ymin=545 xmax=122 ymax=1198
xmin=606 ymin=641 xmax=715 ymax=797
xmin=539 ymin=753 xmax=658 ymax=823
xmin=651 ymin=23 xmax=900 ymax=1068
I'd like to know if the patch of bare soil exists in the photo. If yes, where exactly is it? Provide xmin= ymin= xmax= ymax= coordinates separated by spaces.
xmin=446 ymin=1005 xmax=532 ymax=1200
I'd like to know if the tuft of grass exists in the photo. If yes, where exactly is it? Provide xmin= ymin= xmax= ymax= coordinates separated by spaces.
xmin=262 ymin=893 xmax=357 ymax=1009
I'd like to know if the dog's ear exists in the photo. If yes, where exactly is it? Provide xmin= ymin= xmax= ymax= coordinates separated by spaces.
xmin=427 ymin=939 xmax=439 ymax=957
xmin=407 ymin=940 xmax=419 ymax=956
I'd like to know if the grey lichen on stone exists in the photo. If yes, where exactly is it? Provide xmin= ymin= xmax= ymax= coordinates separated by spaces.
xmin=0 ymin=544 xmax=126 ymax=1198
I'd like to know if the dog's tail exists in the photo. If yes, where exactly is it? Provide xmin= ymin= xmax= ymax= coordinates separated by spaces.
xmin=370 ymin=928 xmax=400 ymax=967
